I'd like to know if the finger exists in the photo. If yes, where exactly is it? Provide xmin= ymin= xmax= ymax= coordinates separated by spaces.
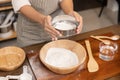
xmin=52 ymin=37 xmax=58 ymax=41
xmin=76 ymin=17 xmax=83 ymax=34
xmin=49 ymin=33 xmax=58 ymax=41
xmin=76 ymin=25 xmax=82 ymax=34
xmin=47 ymin=24 xmax=62 ymax=36
xmin=72 ymin=12 xmax=80 ymax=22
xmin=46 ymin=30 xmax=58 ymax=41
xmin=45 ymin=27 xmax=58 ymax=37
xmin=48 ymin=26 xmax=62 ymax=36
xmin=76 ymin=20 xmax=83 ymax=34
xmin=45 ymin=26 xmax=63 ymax=39
xmin=46 ymin=15 xmax=52 ymax=25
xmin=45 ymin=16 xmax=62 ymax=36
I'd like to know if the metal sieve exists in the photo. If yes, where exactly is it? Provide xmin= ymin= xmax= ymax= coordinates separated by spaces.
xmin=52 ymin=20 xmax=79 ymax=37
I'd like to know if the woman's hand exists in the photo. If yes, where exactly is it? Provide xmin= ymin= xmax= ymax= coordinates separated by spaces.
xmin=69 ymin=11 xmax=83 ymax=34
xmin=43 ymin=15 xmax=62 ymax=40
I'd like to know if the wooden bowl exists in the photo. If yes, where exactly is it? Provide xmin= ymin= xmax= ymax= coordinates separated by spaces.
xmin=0 ymin=46 xmax=26 ymax=71
xmin=39 ymin=39 xmax=86 ymax=74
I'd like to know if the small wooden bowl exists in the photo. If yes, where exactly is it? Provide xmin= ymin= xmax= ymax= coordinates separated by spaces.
xmin=39 ymin=39 xmax=86 ymax=74
xmin=0 ymin=46 xmax=26 ymax=71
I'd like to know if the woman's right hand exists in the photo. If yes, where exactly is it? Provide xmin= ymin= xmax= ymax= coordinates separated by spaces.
xmin=43 ymin=15 xmax=62 ymax=40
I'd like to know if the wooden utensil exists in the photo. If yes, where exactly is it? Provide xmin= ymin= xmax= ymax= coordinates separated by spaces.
xmin=85 ymin=40 xmax=99 ymax=72
xmin=92 ymin=35 xmax=120 ymax=40
xmin=90 ymin=35 xmax=111 ymax=44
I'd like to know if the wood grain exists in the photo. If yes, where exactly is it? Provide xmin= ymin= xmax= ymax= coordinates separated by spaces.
xmin=85 ymin=40 xmax=99 ymax=72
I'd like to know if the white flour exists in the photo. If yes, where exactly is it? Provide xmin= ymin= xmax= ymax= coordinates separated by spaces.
xmin=54 ymin=21 xmax=76 ymax=30
xmin=45 ymin=48 xmax=79 ymax=68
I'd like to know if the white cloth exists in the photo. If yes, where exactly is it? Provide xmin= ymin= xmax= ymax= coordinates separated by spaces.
xmin=12 ymin=0 xmax=31 ymax=13
xmin=12 ymin=0 xmax=63 ymax=13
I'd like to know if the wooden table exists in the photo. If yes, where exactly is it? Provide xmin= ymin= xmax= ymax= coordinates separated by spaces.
xmin=0 ymin=25 xmax=120 ymax=80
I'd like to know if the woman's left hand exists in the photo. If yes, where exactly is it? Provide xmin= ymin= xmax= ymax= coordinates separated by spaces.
xmin=69 ymin=11 xmax=83 ymax=34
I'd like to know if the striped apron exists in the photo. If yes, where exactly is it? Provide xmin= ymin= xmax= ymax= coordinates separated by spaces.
xmin=16 ymin=0 xmax=61 ymax=47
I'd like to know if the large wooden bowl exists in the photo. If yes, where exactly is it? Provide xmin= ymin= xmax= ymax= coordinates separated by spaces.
xmin=0 ymin=46 xmax=26 ymax=71
xmin=39 ymin=39 xmax=86 ymax=74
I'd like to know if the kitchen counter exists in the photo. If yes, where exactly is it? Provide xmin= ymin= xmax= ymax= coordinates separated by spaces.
xmin=0 ymin=24 xmax=120 ymax=80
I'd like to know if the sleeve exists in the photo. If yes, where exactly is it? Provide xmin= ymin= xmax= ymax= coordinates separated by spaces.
xmin=12 ymin=0 xmax=31 ymax=13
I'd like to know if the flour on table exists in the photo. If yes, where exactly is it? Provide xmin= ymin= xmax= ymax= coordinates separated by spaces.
xmin=45 ymin=48 xmax=79 ymax=68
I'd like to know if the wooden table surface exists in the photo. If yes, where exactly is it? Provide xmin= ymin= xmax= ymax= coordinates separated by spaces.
xmin=0 ymin=25 xmax=120 ymax=80
xmin=25 ymin=33 xmax=120 ymax=80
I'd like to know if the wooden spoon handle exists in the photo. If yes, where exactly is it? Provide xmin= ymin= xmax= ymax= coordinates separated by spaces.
xmin=85 ymin=40 xmax=93 ymax=59
xmin=93 ymin=36 xmax=110 ymax=39
xmin=90 ymin=35 xmax=111 ymax=44
xmin=90 ymin=35 xmax=104 ymax=42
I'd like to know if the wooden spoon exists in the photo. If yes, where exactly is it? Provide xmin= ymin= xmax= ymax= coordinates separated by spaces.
xmin=92 ymin=35 xmax=120 ymax=40
xmin=85 ymin=40 xmax=99 ymax=72
xmin=90 ymin=35 xmax=111 ymax=44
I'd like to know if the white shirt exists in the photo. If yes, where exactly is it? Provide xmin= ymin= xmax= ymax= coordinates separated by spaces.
xmin=12 ymin=0 xmax=63 ymax=13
